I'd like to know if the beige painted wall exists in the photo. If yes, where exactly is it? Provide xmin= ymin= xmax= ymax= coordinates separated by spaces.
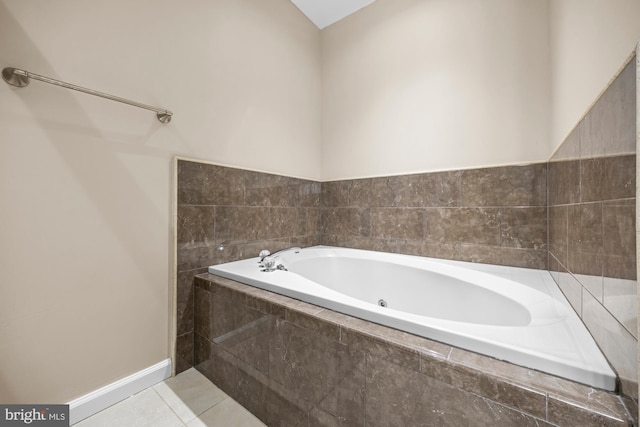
xmin=321 ymin=0 xmax=551 ymax=180
xmin=321 ymin=0 xmax=640 ymax=180
xmin=0 ymin=0 xmax=320 ymax=403
xmin=549 ymin=0 xmax=640 ymax=153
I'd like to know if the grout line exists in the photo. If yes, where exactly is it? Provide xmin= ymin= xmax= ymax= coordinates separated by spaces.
xmin=600 ymin=201 xmax=605 ymax=304
xmin=150 ymin=387 xmax=189 ymax=426
xmin=155 ymin=369 xmax=236 ymax=426
xmin=363 ymin=354 xmax=368 ymax=427
xmin=545 ymin=392 xmax=549 ymax=422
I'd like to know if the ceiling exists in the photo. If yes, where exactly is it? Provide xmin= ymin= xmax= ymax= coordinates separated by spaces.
xmin=291 ymin=0 xmax=377 ymax=29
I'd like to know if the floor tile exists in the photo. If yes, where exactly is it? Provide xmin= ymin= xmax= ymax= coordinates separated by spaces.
xmin=74 ymin=388 xmax=184 ymax=427
xmin=187 ymin=398 xmax=266 ymax=427
xmin=154 ymin=368 xmax=227 ymax=423
xmin=74 ymin=367 xmax=266 ymax=427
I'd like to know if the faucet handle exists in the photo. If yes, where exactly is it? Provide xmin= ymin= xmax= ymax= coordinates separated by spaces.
xmin=259 ymin=249 xmax=271 ymax=262
xmin=262 ymin=257 xmax=276 ymax=270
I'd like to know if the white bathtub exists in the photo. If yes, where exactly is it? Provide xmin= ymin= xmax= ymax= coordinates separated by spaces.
xmin=208 ymin=246 xmax=616 ymax=390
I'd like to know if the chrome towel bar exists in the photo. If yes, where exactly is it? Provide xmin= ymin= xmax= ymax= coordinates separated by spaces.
xmin=2 ymin=67 xmax=172 ymax=123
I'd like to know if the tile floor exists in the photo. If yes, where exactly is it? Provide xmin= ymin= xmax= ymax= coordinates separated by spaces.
xmin=75 ymin=368 xmax=266 ymax=427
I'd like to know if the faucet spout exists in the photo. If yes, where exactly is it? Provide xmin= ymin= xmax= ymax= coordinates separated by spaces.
xmin=267 ymin=246 xmax=301 ymax=259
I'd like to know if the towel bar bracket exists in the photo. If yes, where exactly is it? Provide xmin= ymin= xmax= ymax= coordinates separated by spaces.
xmin=2 ymin=67 xmax=29 ymax=87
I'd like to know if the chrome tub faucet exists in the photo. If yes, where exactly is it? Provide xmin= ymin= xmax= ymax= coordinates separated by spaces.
xmin=258 ymin=247 xmax=300 ymax=272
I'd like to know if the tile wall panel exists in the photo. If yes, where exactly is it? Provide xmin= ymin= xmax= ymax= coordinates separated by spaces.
xmin=501 ymin=207 xmax=547 ymax=249
xmin=460 ymin=164 xmax=547 ymax=207
xmin=548 ymin=58 xmax=637 ymax=400
xmin=175 ymin=159 xmax=322 ymax=373
xmin=322 ymin=163 xmax=548 ymax=269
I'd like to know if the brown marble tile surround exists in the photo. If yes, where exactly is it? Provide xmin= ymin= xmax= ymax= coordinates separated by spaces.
xmin=193 ymin=274 xmax=634 ymax=427
xmin=176 ymin=159 xmax=548 ymax=374
xmin=321 ymin=163 xmax=548 ymax=270
xmin=548 ymin=58 xmax=637 ymax=401
xmin=175 ymin=159 xmax=323 ymax=373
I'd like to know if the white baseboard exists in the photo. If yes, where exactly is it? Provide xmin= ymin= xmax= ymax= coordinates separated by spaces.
xmin=67 ymin=358 xmax=172 ymax=425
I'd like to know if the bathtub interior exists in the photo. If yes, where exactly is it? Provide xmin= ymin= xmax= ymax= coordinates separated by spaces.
xmin=286 ymin=257 xmax=534 ymax=326
xmin=208 ymin=246 xmax=618 ymax=391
